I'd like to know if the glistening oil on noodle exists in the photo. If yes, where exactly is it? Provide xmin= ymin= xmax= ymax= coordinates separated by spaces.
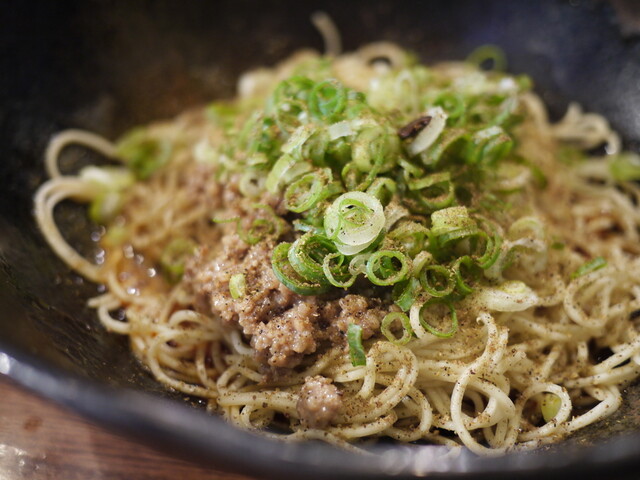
xmin=35 ymin=36 xmax=640 ymax=455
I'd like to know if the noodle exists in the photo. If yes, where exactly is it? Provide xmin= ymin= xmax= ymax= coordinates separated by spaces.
xmin=33 ymin=39 xmax=640 ymax=456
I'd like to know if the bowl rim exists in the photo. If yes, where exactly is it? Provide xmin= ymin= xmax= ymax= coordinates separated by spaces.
xmin=1 ymin=338 xmax=639 ymax=479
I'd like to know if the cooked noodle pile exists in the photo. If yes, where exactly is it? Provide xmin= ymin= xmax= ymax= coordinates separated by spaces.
xmin=35 ymin=39 xmax=640 ymax=456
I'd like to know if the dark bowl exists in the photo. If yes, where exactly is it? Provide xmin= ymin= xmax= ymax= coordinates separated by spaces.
xmin=1 ymin=1 xmax=640 ymax=478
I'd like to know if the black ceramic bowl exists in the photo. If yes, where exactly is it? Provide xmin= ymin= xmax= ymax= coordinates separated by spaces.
xmin=2 ymin=1 xmax=640 ymax=478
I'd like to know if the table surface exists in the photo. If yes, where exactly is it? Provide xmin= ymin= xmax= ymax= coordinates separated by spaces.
xmin=0 ymin=376 xmax=254 ymax=480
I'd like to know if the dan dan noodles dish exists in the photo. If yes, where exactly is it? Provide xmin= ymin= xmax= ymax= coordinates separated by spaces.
xmin=35 ymin=37 xmax=640 ymax=455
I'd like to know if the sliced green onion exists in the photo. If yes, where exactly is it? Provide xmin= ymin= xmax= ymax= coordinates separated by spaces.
xmin=327 ymin=120 xmax=353 ymax=140
xmin=239 ymin=169 xmax=266 ymax=198
xmin=508 ymin=216 xmax=545 ymax=241
xmin=242 ymin=115 xmax=280 ymax=157
xmin=303 ymin=130 xmax=331 ymax=168
xmin=116 ymin=128 xmax=172 ymax=180
xmin=405 ymin=171 xmax=456 ymax=212
xmin=79 ymin=166 xmax=135 ymax=191
xmin=388 ymin=221 xmax=429 ymax=257
xmin=160 ymin=238 xmax=196 ymax=283
xmin=381 ymin=312 xmax=414 ymax=345
xmin=407 ymin=171 xmax=451 ymax=192
xmin=541 ymin=393 xmax=562 ymax=423
xmin=392 ymin=277 xmax=421 ymax=312
xmin=89 ymin=191 xmax=125 ymax=224
xmin=352 ymin=126 xmax=398 ymax=173
xmin=419 ymin=264 xmax=455 ymax=297
xmin=571 ymin=257 xmax=607 ymax=279
xmin=463 ymin=126 xmax=513 ymax=166
xmin=610 ymin=152 xmax=640 ymax=181
xmin=397 ymin=157 xmax=424 ymax=181
xmin=284 ymin=169 xmax=335 ymax=213
xmin=281 ymin=125 xmax=314 ymax=155
xmin=322 ymin=252 xmax=357 ymax=288
xmin=348 ymin=253 xmax=370 ymax=276
xmin=347 ymin=323 xmax=367 ymax=366
xmin=214 ymin=205 xmax=284 ymax=245
xmin=242 ymin=204 xmax=286 ymax=245
xmin=229 ymin=273 xmax=246 ymax=299
xmin=365 ymin=250 xmax=410 ymax=286
xmin=466 ymin=44 xmax=507 ymax=72
xmin=292 ymin=219 xmax=323 ymax=235
xmin=419 ymin=127 xmax=467 ymax=167
xmin=366 ymin=177 xmax=397 ymax=205
xmin=412 ymin=299 xmax=458 ymax=338
xmin=490 ymin=96 xmax=519 ymax=127
xmin=289 ymin=233 xmax=336 ymax=284
xmin=271 ymin=243 xmax=330 ymax=295
xmin=273 ymin=99 xmax=309 ymax=135
xmin=80 ymin=166 xmax=132 ymax=223
xmin=102 ymin=225 xmax=128 ymax=248
xmin=433 ymin=91 xmax=466 ymax=121
xmin=268 ymin=76 xmax=315 ymax=109
xmin=383 ymin=201 xmax=411 ymax=232
xmin=265 ymin=153 xmax=312 ymax=193
xmin=472 ymin=228 xmax=502 ymax=270
xmin=341 ymin=157 xmax=382 ymax=192
xmin=430 ymin=206 xmax=478 ymax=245
xmin=324 ymin=192 xmax=385 ymax=255
xmin=512 ymin=156 xmax=547 ymax=189
xmin=308 ymin=79 xmax=347 ymax=120
xmin=205 ymin=101 xmax=237 ymax=129
xmin=452 ymin=255 xmax=476 ymax=295
xmin=407 ymin=107 xmax=448 ymax=156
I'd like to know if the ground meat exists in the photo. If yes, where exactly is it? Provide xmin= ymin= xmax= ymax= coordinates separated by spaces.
xmin=183 ymin=234 xmax=391 ymax=372
xmin=326 ymin=294 xmax=385 ymax=344
xmin=251 ymin=300 xmax=319 ymax=368
xmin=296 ymin=376 xmax=342 ymax=428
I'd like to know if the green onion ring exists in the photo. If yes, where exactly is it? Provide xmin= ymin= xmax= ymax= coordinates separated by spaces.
xmin=284 ymin=171 xmax=327 ymax=213
xmin=414 ymin=299 xmax=458 ymax=338
xmin=392 ymin=277 xmax=421 ymax=312
xmin=419 ymin=264 xmax=455 ymax=297
xmin=365 ymin=250 xmax=410 ymax=286
xmin=381 ymin=312 xmax=414 ymax=345
xmin=452 ymin=255 xmax=476 ymax=295
xmin=271 ymin=243 xmax=330 ymax=295
xmin=322 ymin=252 xmax=357 ymax=288
xmin=289 ymin=233 xmax=336 ymax=284
xmin=308 ymin=80 xmax=347 ymax=120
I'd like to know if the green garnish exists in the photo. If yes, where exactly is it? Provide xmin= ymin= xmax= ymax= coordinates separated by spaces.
xmin=466 ymin=44 xmax=507 ymax=72
xmin=347 ymin=323 xmax=367 ymax=367
xmin=609 ymin=152 xmax=640 ymax=182
xmin=116 ymin=128 xmax=172 ymax=180
xmin=381 ymin=312 xmax=414 ymax=346
xmin=187 ymin=52 xmax=565 ymax=341
xmin=540 ymin=393 xmax=562 ymax=423
xmin=160 ymin=238 xmax=196 ymax=283
xmin=571 ymin=257 xmax=607 ymax=279
xmin=229 ymin=273 xmax=247 ymax=300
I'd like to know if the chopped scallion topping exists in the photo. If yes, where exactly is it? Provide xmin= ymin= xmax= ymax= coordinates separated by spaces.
xmin=347 ymin=323 xmax=367 ymax=366
xmin=571 ymin=257 xmax=607 ymax=279
xmin=381 ymin=312 xmax=414 ymax=345
xmin=229 ymin=273 xmax=247 ymax=300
